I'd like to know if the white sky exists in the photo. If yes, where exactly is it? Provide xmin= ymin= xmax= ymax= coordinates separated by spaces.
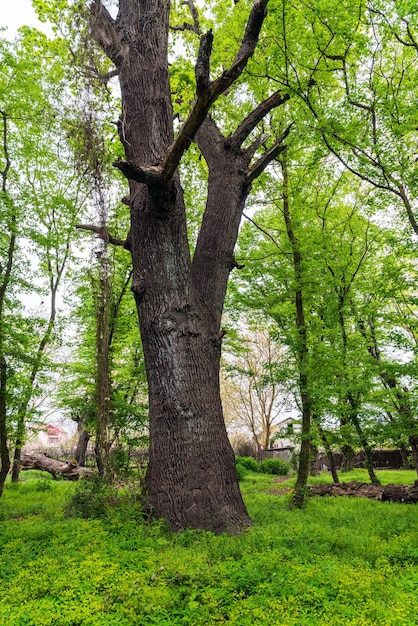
xmin=2 ymin=0 xmax=45 ymax=39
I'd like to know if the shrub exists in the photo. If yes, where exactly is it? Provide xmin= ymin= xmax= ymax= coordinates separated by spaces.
xmin=235 ymin=456 xmax=259 ymax=472
xmin=65 ymin=477 xmax=114 ymax=519
xmin=259 ymin=458 xmax=290 ymax=476
xmin=235 ymin=463 xmax=248 ymax=482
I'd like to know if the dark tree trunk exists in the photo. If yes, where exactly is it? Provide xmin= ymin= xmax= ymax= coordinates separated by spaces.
xmin=341 ymin=441 xmax=355 ymax=472
xmin=359 ymin=317 xmax=418 ymax=477
xmin=74 ymin=424 xmax=90 ymax=467
xmin=347 ymin=398 xmax=380 ymax=485
xmin=88 ymin=0 xmax=288 ymax=531
xmin=399 ymin=443 xmax=411 ymax=470
xmin=410 ymin=436 xmax=418 ymax=475
xmin=11 ymin=441 xmax=22 ymax=483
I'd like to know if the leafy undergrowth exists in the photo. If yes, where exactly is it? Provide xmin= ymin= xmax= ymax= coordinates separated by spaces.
xmin=0 ymin=470 xmax=417 ymax=625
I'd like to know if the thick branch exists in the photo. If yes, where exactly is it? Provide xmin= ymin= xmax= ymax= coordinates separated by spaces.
xmin=158 ymin=0 xmax=270 ymax=181
xmin=246 ymin=123 xmax=293 ymax=183
xmin=227 ymin=91 xmax=289 ymax=150
xmin=196 ymin=30 xmax=213 ymax=93
xmin=76 ymin=224 xmax=127 ymax=247
xmin=89 ymin=0 xmax=125 ymax=67
xmin=113 ymin=159 xmax=164 ymax=185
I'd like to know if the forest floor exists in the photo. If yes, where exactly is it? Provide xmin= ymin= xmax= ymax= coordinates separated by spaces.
xmin=0 ymin=468 xmax=417 ymax=625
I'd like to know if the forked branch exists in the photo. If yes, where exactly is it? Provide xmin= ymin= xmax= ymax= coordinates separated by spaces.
xmin=115 ymin=0 xmax=270 ymax=184
xmin=227 ymin=91 xmax=290 ymax=151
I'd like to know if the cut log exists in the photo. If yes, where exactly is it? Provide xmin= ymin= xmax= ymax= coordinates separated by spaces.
xmin=20 ymin=452 xmax=93 ymax=481
xmin=309 ymin=480 xmax=418 ymax=503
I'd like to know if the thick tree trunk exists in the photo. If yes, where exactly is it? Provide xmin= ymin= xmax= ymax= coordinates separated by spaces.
xmin=91 ymin=0 xmax=252 ymax=532
xmin=88 ymin=0 xmax=286 ymax=531
xmin=20 ymin=452 xmax=93 ymax=480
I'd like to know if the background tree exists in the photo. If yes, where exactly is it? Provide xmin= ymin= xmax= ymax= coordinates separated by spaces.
xmin=0 ymin=30 xmax=89 ymax=494
xmin=222 ymin=328 xmax=290 ymax=451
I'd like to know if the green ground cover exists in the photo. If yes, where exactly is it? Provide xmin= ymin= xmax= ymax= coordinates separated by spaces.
xmin=0 ymin=470 xmax=417 ymax=625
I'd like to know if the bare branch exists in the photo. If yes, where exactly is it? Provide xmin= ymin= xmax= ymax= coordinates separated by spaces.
xmin=171 ymin=0 xmax=201 ymax=35
xmin=76 ymin=224 xmax=127 ymax=248
xmin=244 ymin=132 xmax=270 ymax=162
xmin=171 ymin=22 xmax=200 ymax=34
xmin=246 ymin=123 xmax=294 ymax=183
xmin=227 ymin=91 xmax=289 ymax=151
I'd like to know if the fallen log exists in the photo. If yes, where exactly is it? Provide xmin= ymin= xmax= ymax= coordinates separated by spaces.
xmin=20 ymin=452 xmax=93 ymax=481
xmin=309 ymin=480 xmax=418 ymax=503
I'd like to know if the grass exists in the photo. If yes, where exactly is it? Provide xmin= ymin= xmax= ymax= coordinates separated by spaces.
xmin=0 ymin=469 xmax=417 ymax=625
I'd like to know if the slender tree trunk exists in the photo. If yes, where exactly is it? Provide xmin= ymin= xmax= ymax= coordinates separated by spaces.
xmin=317 ymin=425 xmax=340 ymax=483
xmin=410 ymin=436 xmax=418 ymax=475
xmin=0 ymin=112 xmax=13 ymax=497
xmin=309 ymin=444 xmax=319 ymax=476
xmin=11 ymin=427 xmax=24 ymax=483
xmin=279 ymin=156 xmax=312 ymax=508
xmin=358 ymin=317 xmax=418 ymax=477
xmin=0 ymin=354 xmax=10 ymax=498
xmin=347 ymin=397 xmax=380 ymax=485
xmin=94 ymin=249 xmax=111 ymax=478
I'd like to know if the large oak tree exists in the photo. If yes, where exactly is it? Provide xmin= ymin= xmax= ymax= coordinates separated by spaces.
xmin=86 ymin=0 xmax=290 ymax=532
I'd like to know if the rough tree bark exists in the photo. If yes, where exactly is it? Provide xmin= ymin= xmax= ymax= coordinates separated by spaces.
xmin=20 ymin=452 xmax=93 ymax=480
xmin=87 ymin=0 xmax=290 ymax=531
